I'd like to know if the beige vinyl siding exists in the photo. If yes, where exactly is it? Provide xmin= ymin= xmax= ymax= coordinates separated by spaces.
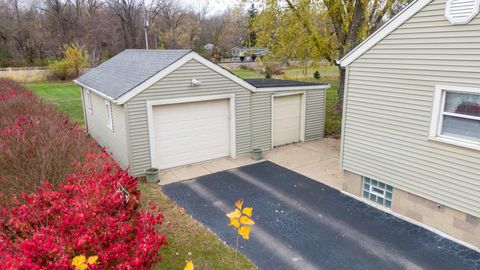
xmin=83 ymin=89 xmax=129 ymax=168
xmin=251 ymin=90 xmax=326 ymax=150
xmin=305 ymin=90 xmax=326 ymax=140
xmin=342 ymin=0 xmax=480 ymax=217
xmin=126 ymin=59 xmax=252 ymax=175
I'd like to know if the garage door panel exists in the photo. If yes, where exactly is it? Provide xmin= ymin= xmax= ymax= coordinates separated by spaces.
xmin=152 ymin=99 xmax=230 ymax=169
xmin=273 ymin=94 xmax=302 ymax=147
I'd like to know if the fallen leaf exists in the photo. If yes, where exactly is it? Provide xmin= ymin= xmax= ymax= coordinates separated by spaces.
xmin=240 ymin=216 xmax=255 ymax=225
xmin=184 ymin=260 xmax=194 ymax=270
xmin=242 ymin=207 xmax=253 ymax=217
xmin=238 ymin=226 xmax=251 ymax=240
xmin=229 ymin=217 xmax=240 ymax=228
xmin=72 ymin=255 xmax=86 ymax=266
xmin=226 ymin=209 xmax=241 ymax=219
xmin=87 ymin=255 xmax=98 ymax=264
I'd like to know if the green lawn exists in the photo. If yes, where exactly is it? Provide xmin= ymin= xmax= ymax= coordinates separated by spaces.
xmin=26 ymin=82 xmax=84 ymax=125
xmin=231 ymin=65 xmax=341 ymax=137
xmin=24 ymin=81 xmax=256 ymax=270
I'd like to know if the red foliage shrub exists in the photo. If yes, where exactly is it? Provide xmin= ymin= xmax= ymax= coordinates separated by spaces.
xmin=0 ymin=79 xmax=103 ymax=197
xmin=0 ymin=153 xmax=167 ymax=269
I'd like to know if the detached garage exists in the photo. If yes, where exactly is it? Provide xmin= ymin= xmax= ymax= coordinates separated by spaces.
xmin=74 ymin=49 xmax=329 ymax=175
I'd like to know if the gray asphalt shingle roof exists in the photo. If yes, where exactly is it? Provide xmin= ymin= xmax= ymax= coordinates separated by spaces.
xmin=244 ymin=78 xmax=327 ymax=88
xmin=76 ymin=49 xmax=191 ymax=99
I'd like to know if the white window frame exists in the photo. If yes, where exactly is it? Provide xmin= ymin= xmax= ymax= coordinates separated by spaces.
xmin=85 ymin=89 xmax=92 ymax=113
xmin=105 ymin=100 xmax=113 ymax=131
xmin=429 ymin=85 xmax=480 ymax=150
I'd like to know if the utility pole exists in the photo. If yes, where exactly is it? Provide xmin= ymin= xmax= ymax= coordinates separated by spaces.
xmin=143 ymin=0 xmax=149 ymax=50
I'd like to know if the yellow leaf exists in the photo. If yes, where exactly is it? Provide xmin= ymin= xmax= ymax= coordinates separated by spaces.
xmin=72 ymin=255 xmax=86 ymax=266
xmin=226 ymin=209 xmax=241 ymax=219
xmin=229 ymin=217 xmax=240 ymax=228
xmin=184 ymin=260 xmax=194 ymax=270
xmin=242 ymin=207 xmax=253 ymax=217
xmin=87 ymin=255 xmax=98 ymax=264
xmin=235 ymin=199 xmax=243 ymax=210
xmin=240 ymin=216 xmax=255 ymax=225
xmin=76 ymin=264 xmax=88 ymax=270
xmin=238 ymin=226 xmax=251 ymax=240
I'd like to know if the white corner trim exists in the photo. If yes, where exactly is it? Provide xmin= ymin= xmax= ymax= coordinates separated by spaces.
xmin=429 ymin=84 xmax=480 ymax=151
xmin=339 ymin=67 xmax=350 ymax=169
xmin=271 ymin=92 xmax=307 ymax=148
xmin=116 ymin=52 xmax=256 ymax=105
xmin=146 ymin=94 xmax=237 ymax=169
xmin=340 ymin=190 xmax=480 ymax=253
xmin=338 ymin=0 xmax=433 ymax=67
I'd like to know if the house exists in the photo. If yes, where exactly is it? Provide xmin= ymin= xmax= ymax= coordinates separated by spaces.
xmin=337 ymin=0 xmax=480 ymax=248
xmin=74 ymin=49 xmax=328 ymax=175
xmin=230 ymin=47 xmax=269 ymax=59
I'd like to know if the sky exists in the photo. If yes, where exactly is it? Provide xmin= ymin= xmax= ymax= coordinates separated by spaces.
xmin=178 ymin=0 xmax=246 ymax=16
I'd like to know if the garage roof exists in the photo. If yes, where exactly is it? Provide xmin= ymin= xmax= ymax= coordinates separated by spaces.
xmin=245 ymin=78 xmax=327 ymax=88
xmin=76 ymin=49 xmax=191 ymax=99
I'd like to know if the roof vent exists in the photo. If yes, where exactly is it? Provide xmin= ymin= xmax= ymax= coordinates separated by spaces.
xmin=445 ymin=0 xmax=480 ymax=24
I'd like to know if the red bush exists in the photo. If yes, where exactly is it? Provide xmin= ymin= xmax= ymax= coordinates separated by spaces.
xmin=0 ymin=79 xmax=103 ymax=197
xmin=0 ymin=153 xmax=167 ymax=269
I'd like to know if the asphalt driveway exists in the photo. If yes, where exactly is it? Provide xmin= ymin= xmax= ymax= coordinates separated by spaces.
xmin=162 ymin=161 xmax=480 ymax=270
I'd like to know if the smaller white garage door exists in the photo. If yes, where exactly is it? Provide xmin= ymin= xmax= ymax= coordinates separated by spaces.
xmin=152 ymin=99 xmax=231 ymax=169
xmin=273 ymin=94 xmax=303 ymax=147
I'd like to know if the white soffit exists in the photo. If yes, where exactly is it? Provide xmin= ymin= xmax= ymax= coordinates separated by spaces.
xmin=445 ymin=0 xmax=480 ymax=24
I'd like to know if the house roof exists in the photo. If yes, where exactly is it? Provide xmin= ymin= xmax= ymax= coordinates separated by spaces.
xmin=245 ymin=78 xmax=327 ymax=88
xmin=76 ymin=49 xmax=191 ymax=99
xmin=337 ymin=0 xmax=432 ymax=67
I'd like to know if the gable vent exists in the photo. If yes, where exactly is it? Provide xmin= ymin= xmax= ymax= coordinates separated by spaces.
xmin=445 ymin=0 xmax=480 ymax=24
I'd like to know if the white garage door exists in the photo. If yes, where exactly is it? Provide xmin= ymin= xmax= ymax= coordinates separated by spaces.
xmin=273 ymin=94 xmax=302 ymax=147
xmin=152 ymin=99 xmax=231 ymax=169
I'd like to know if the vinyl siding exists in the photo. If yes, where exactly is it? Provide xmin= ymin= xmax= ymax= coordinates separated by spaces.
xmin=342 ymin=0 xmax=480 ymax=217
xmin=251 ymin=90 xmax=326 ymax=150
xmin=83 ymin=89 xmax=129 ymax=168
xmin=126 ymin=59 xmax=252 ymax=175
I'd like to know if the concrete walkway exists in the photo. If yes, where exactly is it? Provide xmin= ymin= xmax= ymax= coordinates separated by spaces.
xmin=158 ymin=138 xmax=343 ymax=187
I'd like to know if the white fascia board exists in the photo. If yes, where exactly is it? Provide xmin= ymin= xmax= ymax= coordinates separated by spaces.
xmin=115 ymin=51 xmax=256 ymax=105
xmin=255 ymin=84 xmax=330 ymax=92
xmin=338 ymin=0 xmax=433 ymax=67
xmin=73 ymin=79 xmax=116 ymax=102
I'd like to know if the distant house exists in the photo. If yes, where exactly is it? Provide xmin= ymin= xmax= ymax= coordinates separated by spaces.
xmin=338 ymin=0 xmax=480 ymax=248
xmin=74 ymin=49 xmax=328 ymax=175
xmin=230 ymin=47 xmax=269 ymax=60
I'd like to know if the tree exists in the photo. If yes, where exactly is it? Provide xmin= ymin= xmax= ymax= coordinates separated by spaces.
xmin=245 ymin=3 xmax=257 ymax=48
xmin=254 ymin=0 xmax=409 ymax=111
xmin=63 ymin=43 xmax=89 ymax=77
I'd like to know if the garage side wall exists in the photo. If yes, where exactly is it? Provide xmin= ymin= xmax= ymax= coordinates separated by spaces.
xmin=126 ymin=59 xmax=252 ymax=175
xmin=342 ymin=0 xmax=480 ymax=217
xmin=82 ymin=89 xmax=129 ymax=168
xmin=251 ymin=90 xmax=326 ymax=150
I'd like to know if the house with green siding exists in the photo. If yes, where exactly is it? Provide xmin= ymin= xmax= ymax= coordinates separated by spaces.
xmin=338 ymin=0 xmax=480 ymax=249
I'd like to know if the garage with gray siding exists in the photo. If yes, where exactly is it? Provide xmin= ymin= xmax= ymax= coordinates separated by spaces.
xmin=75 ymin=50 xmax=328 ymax=175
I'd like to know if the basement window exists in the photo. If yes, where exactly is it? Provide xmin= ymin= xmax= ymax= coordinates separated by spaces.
xmin=430 ymin=85 xmax=480 ymax=150
xmin=363 ymin=177 xmax=393 ymax=208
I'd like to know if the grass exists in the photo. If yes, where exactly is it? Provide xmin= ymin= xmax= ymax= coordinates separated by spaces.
xmin=231 ymin=65 xmax=341 ymax=137
xmin=24 ymin=81 xmax=257 ymax=270
xmin=26 ymin=81 xmax=84 ymax=125
xmin=139 ymin=182 xmax=256 ymax=270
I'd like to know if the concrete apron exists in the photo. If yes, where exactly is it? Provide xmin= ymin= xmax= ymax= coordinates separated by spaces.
xmin=158 ymin=138 xmax=343 ymax=188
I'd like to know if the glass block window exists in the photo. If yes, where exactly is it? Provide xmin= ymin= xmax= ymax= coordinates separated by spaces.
xmin=363 ymin=177 xmax=393 ymax=208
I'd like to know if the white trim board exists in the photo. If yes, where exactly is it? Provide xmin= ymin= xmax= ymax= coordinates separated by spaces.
xmin=146 ymin=94 xmax=237 ymax=170
xmin=271 ymin=91 xmax=307 ymax=147
xmin=338 ymin=0 xmax=433 ymax=67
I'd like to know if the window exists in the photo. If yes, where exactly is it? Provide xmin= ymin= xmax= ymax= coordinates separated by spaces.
xmin=85 ymin=89 xmax=92 ymax=113
xmin=105 ymin=100 xmax=113 ymax=131
xmin=430 ymin=85 xmax=480 ymax=149
xmin=363 ymin=177 xmax=393 ymax=208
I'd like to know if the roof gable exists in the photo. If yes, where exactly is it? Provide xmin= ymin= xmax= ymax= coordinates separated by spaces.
xmin=75 ymin=49 xmax=191 ymax=100
xmin=338 ymin=0 xmax=433 ymax=67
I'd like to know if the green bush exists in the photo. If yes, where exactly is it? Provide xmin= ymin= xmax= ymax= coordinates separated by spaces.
xmin=48 ymin=60 xmax=70 ymax=81
xmin=314 ymin=70 xmax=321 ymax=80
